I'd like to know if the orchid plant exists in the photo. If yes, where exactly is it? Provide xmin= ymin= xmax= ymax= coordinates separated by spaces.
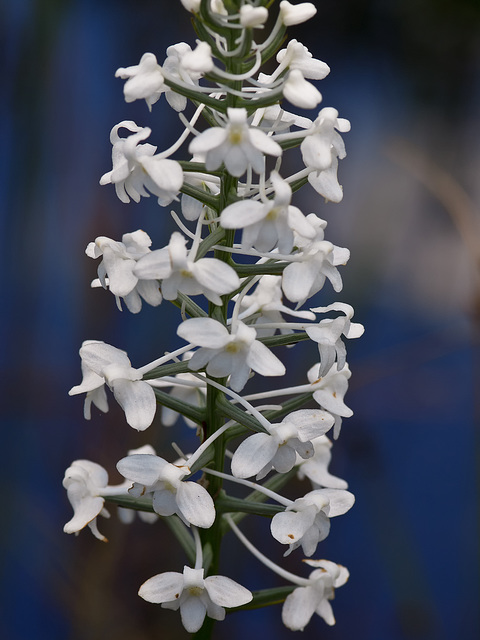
xmin=63 ymin=0 xmax=363 ymax=636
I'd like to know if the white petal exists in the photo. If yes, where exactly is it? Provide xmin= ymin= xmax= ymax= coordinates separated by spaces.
xmin=271 ymin=444 xmax=297 ymax=473
xmin=282 ymin=586 xmax=319 ymax=631
xmin=134 ymin=247 xmax=172 ymax=279
xmin=176 ymin=481 xmax=216 ymax=528
xmin=246 ymin=340 xmax=285 ymax=377
xmin=63 ymin=496 xmax=105 ymax=535
xmin=79 ymin=341 xmax=131 ymax=376
xmin=204 ymin=576 xmax=252 ymax=607
xmin=282 ymin=260 xmax=319 ymax=303
xmin=140 ymin=157 xmax=184 ymax=195
xmin=180 ymin=594 xmax=207 ymax=633
xmin=193 ymin=259 xmax=240 ymax=294
xmin=270 ymin=507 xmax=316 ymax=544
xmin=112 ymin=379 xmax=157 ymax=430
xmin=189 ymin=127 xmax=227 ymax=155
xmin=248 ymin=127 xmax=282 ymax=157
xmin=283 ymin=70 xmax=322 ymax=109
xmin=136 ymin=279 xmax=163 ymax=306
xmin=220 ymin=200 xmax=265 ymax=228
xmin=317 ymin=598 xmax=336 ymax=625
xmin=286 ymin=409 xmax=335 ymax=441
xmin=280 ymin=1 xmax=317 ymax=26
xmin=138 ymin=571 xmax=184 ymax=603
xmin=117 ymin=453 xmax=168 ymax=485
xmin=308 ymin=163 xmax=344 ymax=203
xmin=231 ymin=433 xmax=278 ymax=478
xmin=153 ymin=488 xmax=178 ymax=516
xmin=227 ymin=360 xmax=251 ymax=392
xmin=313 ymin=488 xmax=355 ymax=517
xmin=177 ymin=317 xmax=230 ymax=348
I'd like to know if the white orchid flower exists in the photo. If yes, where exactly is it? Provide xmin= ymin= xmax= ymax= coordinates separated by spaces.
xmin=115 ymin=52 xmax=164 ymax=110
xmin=297 ymin=435 xmax=348 ymax=489
xmin=281 ymin=216 xmax=350 ymax=305
xmin=283 ymin=69 xmax=323 ymax=110
xmin=282 ymin=560 xmax=349 ymax=630
xmin=69 ymin=340 xmax=157 ymax=431
xmin=279 ymin=1 xmax=317 ymax=26
xmin=100 ymin=121 xmax=183 ymax=206
xmin=307 ymin=362 xmax=353 ymax=437
xmin=237 ymin=274 xmax=315 ymax=338
xmin=239 ymin=5 xmax=269 ymax=28
xmin=116 ymin=453 xmax=215 ymax=528
xmin=139 ymin=565 xmax=252 ymax=633
xmin=63 ymin=459 xmax=131 ymax=541
xmin=301 ymin=107 xmax=350 ymax=202
xmin=87 ymin=230 xmax=162 ymax=313
xmin=301 ymin=107 xmax=350 ymax=172
xmin=189 ymin=107 xmax=282 ymax=177
xmin=270 ymin=488 xmax=355 ymax=556
xmin=134 ymin=231 xmax=240 ymax=305
xmin=231 ymin=409 xmax=334 ymax=480
xmin=220 ymin=171 xmax=316 ymax=254
xmin=276 ymin=40 xmax=330 ymax=80
xmin=177 ymin=318 xmax=285 ymax=392
xmin=307 ymin=303 xmax=364 ymax=377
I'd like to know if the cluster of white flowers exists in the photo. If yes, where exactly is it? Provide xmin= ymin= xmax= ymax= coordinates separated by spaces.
xmin=64 ymin=0 xmax=362 ymax=634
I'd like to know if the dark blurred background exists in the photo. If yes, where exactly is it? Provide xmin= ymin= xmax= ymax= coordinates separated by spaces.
xmin=1 ymin=0 xmax=479 ymax=638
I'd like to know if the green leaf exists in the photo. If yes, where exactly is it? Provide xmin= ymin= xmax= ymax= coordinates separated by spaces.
xmin=180 ymin=182 xmax=220 ymax=210
xmin=231 ymin=586 xmax=295 ymax=611
xmin=259 ymin=331 xmax=310 ymax=348
xmin=216 ymin=394 xmax=268 ymax=434
xmin=152 ymin=387 xmax=206 ymax=425
xmin=215 ymin=495 xmax=284 ymax=517
xmin=103 ymin=494 xmax=155 ymax=513
xmin=142 ymin=360 xmax=191 ymax=380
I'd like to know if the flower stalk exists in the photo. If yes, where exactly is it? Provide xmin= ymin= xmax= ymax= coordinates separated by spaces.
xmin=63 ymin=0 xmax=361 ymax=636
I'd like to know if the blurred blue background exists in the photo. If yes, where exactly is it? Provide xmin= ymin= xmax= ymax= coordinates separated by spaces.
xmin=1 ymin=0 xmax=479 ymax=638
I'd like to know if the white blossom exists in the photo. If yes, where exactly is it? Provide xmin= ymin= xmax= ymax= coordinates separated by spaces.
xmin=116 ymin=453 xmax=215 ymax=528
xmin=231 ymin=409 xmax=334 ymax=480
xmin=100 ymin=121 xmax=183 ymax=206
xmin=307 ymin=362 xmax=353 ymax=438
xmin=139 ymin=565 xmax=252 ymax=633
xmin=270 ymin=488 xmax=355 ymax=556
xmin=307 ymin=303 xmax=364 ymax=377
xmin=63 ymin=460 xmax=111 ymax=541
xmin=220 ymin=171 xmax=316 ymax=254
xmin=177 ymin=318 xmax=285 ymax=392
xmin=87 ymin=230 xmax=162 ymax=313
xmin=115 ymin=52 xmax=164 ymax=110
xmin=279 ymin=1 xmax=317 ymax=26
xmin=188 ymin=107 xmax=282 ymax=177
xmin=277 ymin=40 xmax=330 ymax=80
xmin=237 ymin=274 xmax=315 ymax=338
xmin=301 ymin=107 xmax=350 ymax=202
xmin=133 ymin=232 xmax=240 ymax=305
xmin=239 ymin=5 xmax=269 ymax=28
xmin=69 ymin=340 xmax=157 ymax=431
xmin=181 ymin=41 xmax=214 ymax=75
xmin=297 ymin=436 xmax=348 ymax=489
xmin=283 ymin=69 xmax=323 ymax=110
xmin=281 ymin=214 xmax=350 ymax=305
xmin=260 ymin=103 xmax=312 ymax=132
xmin=282 ymin=560 xmax=349 ymax=629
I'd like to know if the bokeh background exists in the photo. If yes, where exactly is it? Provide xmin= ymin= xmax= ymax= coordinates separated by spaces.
xmin=1 ymin=0 xmax=479 ymax=638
